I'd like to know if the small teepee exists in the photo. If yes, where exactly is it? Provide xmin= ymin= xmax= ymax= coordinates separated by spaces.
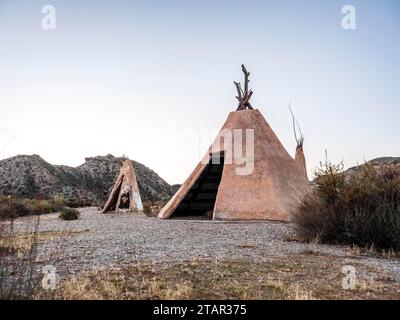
xmin=289 ymin=104 xmax=308 ymax=180
xmin=102 ymin=159 xmax=143 ymax=213
xmin=158 ymin=65 xmax=311 ymax=221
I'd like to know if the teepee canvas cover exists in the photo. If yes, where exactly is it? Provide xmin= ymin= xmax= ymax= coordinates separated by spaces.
xmin=295 ymin=146 xmax=308 ymax=181
xmin=158 ymin=66 xmax=311 ymax=221
xmin=102 ymin=160 xmax=143 ymax=213
xmin=290 ymin=104 xmax=308 ymax=181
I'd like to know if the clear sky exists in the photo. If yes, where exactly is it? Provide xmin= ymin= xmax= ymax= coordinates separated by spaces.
xmin=0 ymin=0 xmax=399 ymax=184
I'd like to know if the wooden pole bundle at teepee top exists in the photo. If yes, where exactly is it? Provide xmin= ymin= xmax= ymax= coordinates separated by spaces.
xmin=234 ymin=64 xmax=254 ymax=111
xmin=102 ymin=159 xmax=143 ymax=213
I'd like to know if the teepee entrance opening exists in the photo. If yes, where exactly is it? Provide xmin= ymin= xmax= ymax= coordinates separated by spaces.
xmin=171 ymin=152 xmax=225 ymax=219
xmin=119 ymin=192 xmax=130 ymax=209
xmin=108 ymin=179 xmax=123 ymax=211
xmin=105 ymin=178 xmax=131 ymax=211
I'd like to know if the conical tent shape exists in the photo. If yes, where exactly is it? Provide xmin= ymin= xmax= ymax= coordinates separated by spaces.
xmin=295 ymin=146 xmax=308 ymax=181
xmin=158 ymin=109 xmax=311 ymax=221
xmin=102 ymin=160 xmax=143 ymax=213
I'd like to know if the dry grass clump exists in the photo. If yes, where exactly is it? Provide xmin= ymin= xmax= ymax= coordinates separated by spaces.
xmin=59 ymin=208 xmax=80 ymax=221
xmin=46 ymin=259 xmax=304 ymax=300
xmin=294 ymin=160 xmax=400 ymax=251
xmin=142 ymin=202 xmax=165 ymax=217
xmin=44 ymin=255 xmax=399 ymax=300
xmin=64 ymin=197 xmax=93 ymax=209
xmin=0 ymin=215 xmax=40 ymax=299
xmin=1 ymin=217 xmax=87 ymax=299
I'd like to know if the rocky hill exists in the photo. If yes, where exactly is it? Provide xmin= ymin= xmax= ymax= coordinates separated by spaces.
xmin=0 ymin=154 xmax=175 ymax=206
xmin=347 ymin=157 xmax=400 ymax=172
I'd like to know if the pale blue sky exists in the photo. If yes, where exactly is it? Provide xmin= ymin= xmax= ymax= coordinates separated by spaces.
xmin=0 ymin=0 xmax=399 ymax=184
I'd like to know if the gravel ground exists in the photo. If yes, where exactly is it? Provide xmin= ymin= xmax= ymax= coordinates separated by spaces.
xmin=14 ymin=207 xmax=400 ymax=281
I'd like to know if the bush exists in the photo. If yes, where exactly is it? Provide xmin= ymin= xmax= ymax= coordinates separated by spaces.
xmin=0 ymin=196 xmax=66 ymax=218
xmin=59 ymin=207 xmax=80 ymax=221
xmin=142 ymin=203 xmax=153 ymax=216
xmin=294 ymin=160 xmax=400 ymax=251
xmin=142 ymin=202 xmax=165 ymax=217
xmin=64 ymin=197 xmax=92 ymax=208
xmin=50 ymin=196 xmax=65 ymax=212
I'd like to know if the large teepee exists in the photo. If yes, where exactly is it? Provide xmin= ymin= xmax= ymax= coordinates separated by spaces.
xmin=158 ymin=65 xmax=311 ymax=221
xmin=102 ymin=159 xmax=143 ymax=213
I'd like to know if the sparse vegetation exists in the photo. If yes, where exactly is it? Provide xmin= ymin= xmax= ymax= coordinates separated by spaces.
xmin=59 ymin=208 xmax=80 ymax=221
xmin=42 ymin=256 xmax=399 ymax=300
xmin=294 ymin=160 xmax=400 ymax=251
xmin=142 ymin=202 xmax=164 ymax=217
xmin=0 ymin=215 xmax=40 ymax=299
xmin=0 ymin=216 xmax=86 ymax=299
xmin=0 ymin=196 xmax=65 ymax=218
xmin=142 ymin=203 xmax=153 ymax=216
xmin=64 ymin=197 xmax=93 ymax=209
xmin=0 ymin=154 xmax=176 ymax=210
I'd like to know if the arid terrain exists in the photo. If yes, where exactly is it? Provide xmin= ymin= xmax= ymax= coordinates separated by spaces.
xmin=11 ymin=207 xmax=400 ymax=300
xmin=0 ymin=155 xmax=175 ymax=206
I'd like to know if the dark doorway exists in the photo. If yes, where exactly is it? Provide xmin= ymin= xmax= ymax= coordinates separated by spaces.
xmin=119 ymin=192 xmax=130 ymax=209
xmin=107 ymin=179 xmax=122 ymax=211
xmin=171 ymin=152 xmax=224 ymax=219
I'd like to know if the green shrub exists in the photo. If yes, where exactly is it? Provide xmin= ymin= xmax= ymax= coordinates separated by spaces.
xmin=294 ymin=160 xmax=400 ymax=251
xmin=0 ymin=197 xmax=15 ymax=219
xmin=64 ymin=197 xmax=92 ymax=208
xmin=59 ymin=207 xmax=80 ymax=221
xmin=38 ymin=200 xmax=52 ymax=214
xmin=50 ymin=196 xmax=65 ymax=212
xmin=0 ymin=196 xmax=68 ymax=218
